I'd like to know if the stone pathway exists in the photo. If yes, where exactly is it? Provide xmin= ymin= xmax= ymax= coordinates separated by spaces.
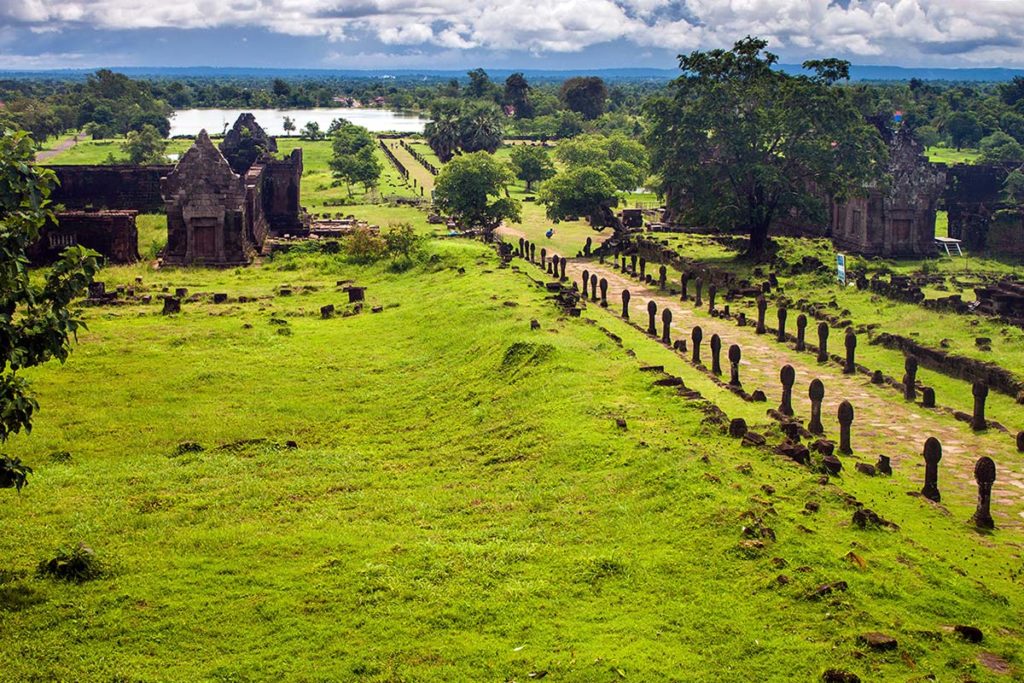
xmin=385 ymin=140 xmax=435 ymax=194
xmin=498 ymin=226 xmax=1024 ymax=526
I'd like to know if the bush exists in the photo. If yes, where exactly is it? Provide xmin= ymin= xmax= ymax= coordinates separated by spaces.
xmin=37 ymin=543 xmax=104 ymax=582
xmin=344 ymin=227 xmax=388 ymax=264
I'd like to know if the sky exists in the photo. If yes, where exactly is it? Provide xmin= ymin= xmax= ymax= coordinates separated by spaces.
xmin=1 ymin=0 xmax=1024 ymax=71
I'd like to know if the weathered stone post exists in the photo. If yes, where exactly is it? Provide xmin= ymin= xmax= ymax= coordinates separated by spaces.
xmin=647 ymin=300 xmax=658 ymax=335
xmin=1018 ymin=431 xmax=1024 ymax=452
xmin=817 ymin=323 xmax=829 ymax=362
xmin=779 ymin=365 xmax=796 ymax=417
xmin=903 ymin=356 xmax=918 ymax=401
xmin=728 ymin=344 xmax=742 ymax=387
xmin=692 ymin=278 xmax=702 ymax=307
xmin=529 ymin=243 xmax=536 ymax=262
xmin=691 ymin=326 xmax=703 ymax=365
xmin=630 ymin=254 xmax=638 ymax=275
xmin=796 ymin=314 xmax=807 ymax=351
xmin=972 ymin=381 xmax=989 ymax=431
xmin=710 ymin=334 xmax=722 ymax=375
xmin=659 ymin=265 xmax=667 ymax=290
xmin=621 ymin=289 xmax=631 ymax=319
xmin=599 ymin=278 xmax=608 ymax=308
xmin=590 ymin=274 xmax=599 ymax=302
xmin=559 ymin=257 xmax=567 ymax=281
xmin=162 ymin=296 xmax=181 ymax=315
xmin=808 ymin=379 xmax=825 ymax=434
xmin=546 ymin=254 xmax=554 ymax=274
xmin=708 ymin=284 xmax=717 ymax=314
xmin=838 ymin=400 xmax=854 ymax=454
xmin=844 ymin=329 xmax=857 ymax=374
xmin=680 ymin=273 xmax=689 ymax=301
xmin=518 ymin=237 xmax=525 ymax=257
xmin=756 ymin=296 xmax=767 ymax=334
xmin=540 ymin=248 xmax=547 ymax=269
xmin=582 ymin=269 xmax=590 ymax=298
xmin=621 ymin=255 xmax=628 ymax=272
xmin=972 ymin=457 xmax=996 ymax=529
xmin=777 ymin=306 xmax=788 ymax=342
xmin=639 ymin=257 xmax=647 ymax=281
xmin=921 ymin=387 xmax=936 ymax=408
xmin=921 ymin=437 xmax=942 ymax=502
xmin=662 ymin=309 xmax=672 ymax=345
xmin=584 ymin=236 xmax=592 ymax=256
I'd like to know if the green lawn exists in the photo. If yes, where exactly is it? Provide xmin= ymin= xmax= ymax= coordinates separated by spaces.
xmin=926 ymin=146 xmax=982 ymax=165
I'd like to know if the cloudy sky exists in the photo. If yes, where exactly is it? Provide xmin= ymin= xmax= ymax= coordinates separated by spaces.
xmin=1 ymin=0 xmax=1023 ymax=70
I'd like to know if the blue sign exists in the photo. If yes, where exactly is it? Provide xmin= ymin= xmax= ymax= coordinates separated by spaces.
xmin=836 ymin=253 xmax=847 ymax=285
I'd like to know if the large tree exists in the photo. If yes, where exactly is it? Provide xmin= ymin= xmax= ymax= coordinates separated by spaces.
xmin=433 ymin=152 xmax=521 ymax=240
xmin=646 ymin=37 xmax=886 ymax=257
xmin=503 ymin=73 xmax=534 ymax=119
xmin=329 ymin=120 xmax=383 ymax=195
xmin=121 ymin=124 xmax=168 ymax=165
xmin=537 ymin=166 xmax=620 ymax=230
xmin=560 ymin=77 xmax=608 ymax=121
xmin=509 ymin=145 xmax=555 ymax=191
xmin=0 ymin=128 xmax=101 ymax=491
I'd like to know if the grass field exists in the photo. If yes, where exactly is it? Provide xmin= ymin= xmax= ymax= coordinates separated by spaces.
xmin=6 ymin=134 xmax=1023 ymax=681
xmin=926 ymin=146 xmax=982 ymax=165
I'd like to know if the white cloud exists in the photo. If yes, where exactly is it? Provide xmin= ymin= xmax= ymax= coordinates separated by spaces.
xmin=1 ymin=0 xmax=1023 ymax=65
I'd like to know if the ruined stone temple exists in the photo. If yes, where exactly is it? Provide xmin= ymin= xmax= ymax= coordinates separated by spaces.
xmin=830 ymin=123 xmax=947 ymax=257
xmin=29 ymin=209 xmax=141 ymax=265
xmin=161 ymin=114 xmax=305 ymax=266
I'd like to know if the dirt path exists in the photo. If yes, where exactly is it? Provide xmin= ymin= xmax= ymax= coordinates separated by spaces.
xmin=497 ymin=228 xmax=1024 ymax=526
xmin=35 ymin=133 xmax=80 ymax=162
xmin=386 ymin=140 xmax=435 ymax=195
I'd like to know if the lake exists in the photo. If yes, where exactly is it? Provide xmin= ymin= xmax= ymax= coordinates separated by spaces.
xmin=169 ymin=108 xmax=431 ymax=137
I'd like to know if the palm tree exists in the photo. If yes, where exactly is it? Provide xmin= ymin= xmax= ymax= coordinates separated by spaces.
xmin=459 ymin=104 xmax=503 ymax=154
xmin=425 ymin=112 xmax=460 ymax=162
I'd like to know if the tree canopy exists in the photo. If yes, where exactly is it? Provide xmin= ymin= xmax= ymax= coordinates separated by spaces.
xmin=509 ymin=145 xmax=555 ymax=191
xmin=0 ymin=128 xmax=101 ymax=489
xmin=121 ymin=124 xmax=169 ymax=165
xmin=560 ymin=77 xmax=608 ymax=121
xmin=433 ymin=152 xmax=521 ymax=239
xmin=328 ymin=119 xmax=383 ymax=194
xmin=425 ymin=100 xmax=504 ymax=162
xmin=645 ymin=37 xmax=886 ymax=257
xmin=537 ymin=166 xmax=620 ymax=230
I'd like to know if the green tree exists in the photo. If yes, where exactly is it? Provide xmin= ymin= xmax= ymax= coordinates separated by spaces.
xmin=328 ymin=121 xmax=383 ymax=194
xmin=283 ymin=116 xmax=296 ymax=136
xmin=979 ymin=131 xmax=1024 ymax=163
xmin=120 ymin=124 xmax=168 ymax=165
xmin=424 ymin=100 xmax=462 ymax=162
xmin=458 ymin=103 xmax=504 ymax=154
xmin=300 ymin=121 xmax=324 ymax=141
xmin=466 ymin=68 xmax=497 ymax=100
xmin=560 ymin=77 xmax=608 ymax=120
xmin=555 ymin=134 xmax=647 ymax=191
xmin=537 ymin=166 xmax=620 ymax=230
xmin=645 ymin=38 xmax=886 ymax=257
xmin=433 ymin=152 xmax=521 ymax=240
xmin=503 ymin=73 xmax=534 ymax=119
xmin=0 ymin=128 xmax=102 ymax=490
xmin=945 ymin=111 xmax=983 ymax=150
xmin=509 ymin=145 xmax=555 ymax=191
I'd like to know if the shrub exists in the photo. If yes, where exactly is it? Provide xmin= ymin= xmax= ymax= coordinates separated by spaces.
xmin=344 ymin=227 xmax=388 ymax=264
xmin=37 ymin=543 xmax=104 ymax=582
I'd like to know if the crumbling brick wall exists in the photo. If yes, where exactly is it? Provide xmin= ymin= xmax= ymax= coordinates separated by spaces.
xmin=29 ymin=210 xmax=140 ymax=265
xmin=48 ymin=165 xmax=172 ymax=212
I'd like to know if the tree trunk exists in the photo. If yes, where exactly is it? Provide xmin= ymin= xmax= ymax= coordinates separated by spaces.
xmin=747 ymin=219 xmax=771 ymax=260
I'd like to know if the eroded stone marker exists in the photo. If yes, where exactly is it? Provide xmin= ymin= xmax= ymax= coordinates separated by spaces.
xmin=972 ymin=381 xmax=988 ymax=431
xmin=817 ymin=323 xmax=829 ymax=362
xmin=691 ymin=326 xmax=703 ymax=364
xmin=921 ymin=386 xmax=936 ymax=408
xmin=972 ymin=457 xmax=996 ymax=529
xmin=647 ymin=300 xmax=658 ymax=335
xmin=639 ymin=257 xmax=647 ymax=280
xmin=844 ymin=329 xmax=857 ymax=374
xmin=708 ymin=284 xmax=717 ymax=314
xmin=756 ymin=296 xmax=767 ymax=334
xmin=529 ymin=243 xmax=536 ymax=262
xmin=590 ymin=274 xmax=599 ymax=302
xmin=779 ymin=364 xmax=796 ymax=417
xmin=162 ymin=296 xmax=181 ymax=315
xmin=559 ymin=257 xmax=567 ymax=281
xmin=777 ymin=307 xmax=788 ymax=342
xmin=630 ymin=254 xmax=638 ymax=274
xmin=582 ymin=269 xmax=590 ymax=297
xmin=599 ymin=278 xmax=608 ymax=308
xmin=662 ymin=308 xmax=672 ymax=345
xmin=728 ymin=344 xmax=742 ymax=387
xmin=694 ymin=278 xmax=703 ymax=307
xmin=710 ymin=334 xmax=722 ymax=375
xmin=680 ymin=273 xmax=689 ymax=301
xmin=903 ymin=356 xmax=918 ymax=401
xmin=795 ymin=314 xmax=807 ymax=351
xmin=921 ymin=437 xmax=942 ymax=502
xmin=659 ymin=265 xmax=667 ymax=290
xmin=540 ymin=248 xmax=547 ymax=268
xmin=621 ymin=289 xmax=631 ymax=320
xmin=838 ymin=400 xmax=854 ymax=454
xmin=807 ymin=379 xmax=825 ymax=434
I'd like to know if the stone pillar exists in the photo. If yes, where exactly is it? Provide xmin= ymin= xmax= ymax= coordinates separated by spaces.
xmin=972 ymin=457 xmax=996 ymax=529
xmin=559 ymin=257 xmax=567 ymax=281
xmin=518 ymin=237 xmax=525 ymax=257
xmin=972 ymin=381 xmax=988 ymax=431
xmin=844 ymin=329 xmax=857 ymax=374
xmin=680 ymin=273 xmax=689 ymax=301
xmin=691 ymin=326 xmax=703 ymax=364
xmin=162 ymin=296 xmax=181 ymax=315
xmin=710 ymin=334 xmax=722 ymax=375
xmin=796 ymin=314 xmax=807 ymax=351
xmin=590 ymin=274 xmax=598 ymax=302
xmin=647 ymin=300 xmax=657 ymax=335
xmin=921 ymin=387 xmax=936 ymax=408
xmin=659 ymin=265 xmax=667 ymax=290
xmin=808 ymin=379 xmax=824 ymax=434
xmin=599 ymin=278 xmax=608 ymax=308
xmin=582 ymin=269 xmax=590 ymax=298
xmin=838 ymin=400 xmax=854 ymax=454
xmin=662 ymin=309 xmax=672 ymax=345
xmin=1018 ymin=431 xmax=1024 ymax=452
xmin=621 ymin=289 xmax=631 ymax=319
xmin=903 ymin=356 xmax=918 ymax=401
xmin=694 ymin=278 xmax=703 ymax=307
xmin=630 ymin=254 xmax=637 ymax=275
xmin=584 ymin=236 xmax=592 ymax=256
xmin=779 ymin=365 xmax=795 ymax=417
xmin=529 ymin=243 xmax=536 ymax=262
xmin=540 ymin=248 xmax=547 ymax=268
xmin=921 ymin=437 xmax=942 ymax=502
xmin=777 ymin=307 xmax=787 ymax=342
xmin=639 ymin=257 xmax=647 ymax=280
xmin=728 ymin=344 xmax=742 ymax=387
xmin=756 ymin=296 xmax=767 ymax=334
xmin=708 ymin=285 xmax=717 ymax=314
xmin=817 ymin=323 xmax=829 ymax=363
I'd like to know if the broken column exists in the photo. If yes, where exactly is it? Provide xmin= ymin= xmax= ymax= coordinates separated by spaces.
xmin=972 ymin=381 xmax=988 ymax=431
xmin=658 ymin=265 xmax=667 ymax=290
xmin=808 ymin=379 xmax=825 ymax=434
xmin=903 ymin=357 xmax=918 ymax=401
xmin=680 ymin=273 xmax=688 ymax=301
xmin=838 ymin=400 xmax=854 ymax=454
xmin=921 ymin=437 xmax=942 ymax=502
xmin=694 ymin=278 xmax=703 ymax=307
xmin=708 ymin=284 xmax=717 ymax=314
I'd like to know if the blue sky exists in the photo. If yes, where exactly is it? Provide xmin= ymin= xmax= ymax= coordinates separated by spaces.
xmin=2 ymin=1 xmax=1023 ymax=70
